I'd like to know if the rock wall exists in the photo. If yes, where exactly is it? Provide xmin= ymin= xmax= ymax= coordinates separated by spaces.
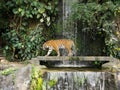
xmin=0 ymin=64 xmax=32 ymax=90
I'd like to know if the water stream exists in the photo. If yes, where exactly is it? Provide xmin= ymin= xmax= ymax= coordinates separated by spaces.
xmin=42 ymin=69 xmax=117 ymax=90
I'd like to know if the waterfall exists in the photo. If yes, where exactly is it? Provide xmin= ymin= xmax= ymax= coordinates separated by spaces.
xmin=57 ymin=0 xmax=78 ymax=56
xmin=62 ymin=0 xmax=78 ymax=42
xmin=42 ymin=71 xmax=117 ymax=90
xmin=59 ymin=0 xmax=105 ymax=56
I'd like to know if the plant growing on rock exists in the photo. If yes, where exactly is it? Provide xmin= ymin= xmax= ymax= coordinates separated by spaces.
xmin=0 ymin=67 xmax=17 ymax=76
xmin=30 ymin=66 xmax=43 ymax=90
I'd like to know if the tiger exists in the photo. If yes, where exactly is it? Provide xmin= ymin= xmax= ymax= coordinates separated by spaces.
xmin=42 ymin=39 xmax=76 ymax=56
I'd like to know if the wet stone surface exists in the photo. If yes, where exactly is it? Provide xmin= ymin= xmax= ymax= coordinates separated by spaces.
xmin=43 ymin=71 xmax=117 ymax=90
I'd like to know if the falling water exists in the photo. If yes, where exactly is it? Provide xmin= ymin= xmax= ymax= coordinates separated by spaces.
xmin=57 ymin=0 xmax=78 ymax=56
xmin=42 ymin=71 xmax=117 ymax=90
xmin=62 ymin=0 xmax=78 ymax=42
xmin=60 ymin=0 xmax=105 ymax=56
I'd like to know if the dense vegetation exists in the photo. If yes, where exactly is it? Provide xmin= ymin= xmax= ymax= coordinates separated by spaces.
xmin=0 ymin=0 xmax=59 ymax=61
xmin=0 ymin=0 xmax=120 ymax=61
xmin=71 ymin=0 xmax=120 ymax=58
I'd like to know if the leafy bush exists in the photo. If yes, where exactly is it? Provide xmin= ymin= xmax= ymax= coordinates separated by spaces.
xmin=71 ymin=1 xmax=116 ymax=34
xmin=3 ymin=26 xmax=44 ymax=60
xmin=71 ymin=1 xmax=120 ymax=57
xmin=0 ymin=0 xmax=59 ymax=61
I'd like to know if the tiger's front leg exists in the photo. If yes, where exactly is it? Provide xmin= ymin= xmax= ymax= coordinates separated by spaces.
xmin=45 ymin=48 xmax=53 ymax=56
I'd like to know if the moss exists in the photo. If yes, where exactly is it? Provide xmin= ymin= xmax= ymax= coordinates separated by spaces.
xmin=48 ymin=79 xmax=57 ymax=88
xmin=0 ymin=67 xmax=17 ymax=76
xmin=69 ymin=56 xmax=81 ymax=61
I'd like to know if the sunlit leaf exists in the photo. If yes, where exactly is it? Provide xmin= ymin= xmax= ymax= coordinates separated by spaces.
xmin=38 ymin=8 xmax=45 ymax=14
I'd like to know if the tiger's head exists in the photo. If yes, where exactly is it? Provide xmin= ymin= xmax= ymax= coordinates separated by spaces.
xmin=42 ymin=42 xmax=49 ymax=50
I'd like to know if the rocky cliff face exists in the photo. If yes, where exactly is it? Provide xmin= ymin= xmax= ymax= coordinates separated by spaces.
xmin=0 ymin=62 xmax=32 ymax=90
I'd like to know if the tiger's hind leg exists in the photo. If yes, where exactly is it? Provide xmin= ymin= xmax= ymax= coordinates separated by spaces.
xmin=56 ymin=50 xmax=60 ymax=57
xmin=54 ymin=48 xmax=60 ymax=56
xmin=66 ymin=47 xmax=73 ymax=56
xmin=68 ymin=52 xmax=73 ymax=56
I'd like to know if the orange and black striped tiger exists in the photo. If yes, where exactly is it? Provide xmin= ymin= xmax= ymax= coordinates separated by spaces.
xmin=42 ymin=39 xmax=76 ymax=56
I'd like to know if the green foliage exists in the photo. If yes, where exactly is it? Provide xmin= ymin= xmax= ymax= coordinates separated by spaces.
xmin=3 ymin=26 xmax=44 ymax=61
xmin=71 ymin=1 xmax=116 ymax=34
xmin=0 ymin=0 xmax=59 ymax=61
xmin=30 ymin=66 xmax=43 ymax=90
xmin=0 ymin=67 xmax=17 ymax=76
xmin=71 ymin=1 xmax=120 ymax=57
xmin=5 ymin=0 xmax=58 ymax=26
xmin=48 ymin=79 xmax=57 ymax=88
xmin=94 ymin=60 xmax=101 ymax=68
xmin=74 ymin=75 xmax=87 ymax=86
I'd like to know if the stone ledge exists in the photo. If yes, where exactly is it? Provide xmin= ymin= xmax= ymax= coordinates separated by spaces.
xmin=36 ymin=56 xmax=117 ymax=61
xmin=30 ymin=56 xmax=119 ymax=68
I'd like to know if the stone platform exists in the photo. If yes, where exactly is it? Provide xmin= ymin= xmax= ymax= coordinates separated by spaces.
xmin=30 ymin=56 xmax=118 ymax=68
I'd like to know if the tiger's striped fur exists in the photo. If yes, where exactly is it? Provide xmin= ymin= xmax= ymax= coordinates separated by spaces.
xmin=42 ymin=39 xmax=75 ymax=56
